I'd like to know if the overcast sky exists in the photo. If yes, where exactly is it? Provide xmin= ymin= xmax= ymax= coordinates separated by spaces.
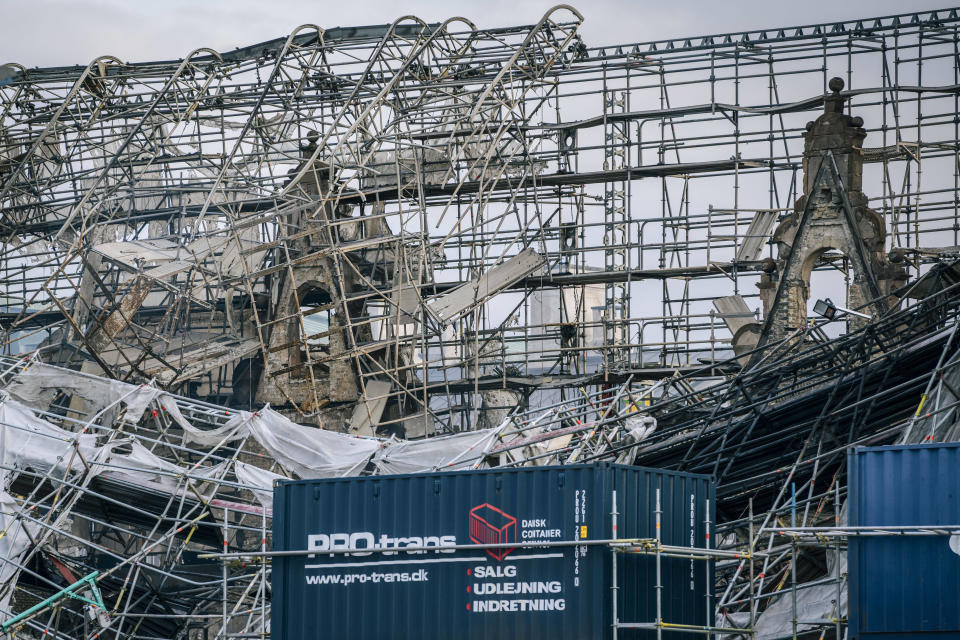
xmin=1 ymin=0 xmax=953 ymax=68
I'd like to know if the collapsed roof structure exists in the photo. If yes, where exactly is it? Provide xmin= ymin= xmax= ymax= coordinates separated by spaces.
xmin=2 ymin=5 xmax=960 ymax=638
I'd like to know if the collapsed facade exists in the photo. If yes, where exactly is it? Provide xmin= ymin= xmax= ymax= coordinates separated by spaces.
xmin=2 ymin=5 xmax=960 ymax=639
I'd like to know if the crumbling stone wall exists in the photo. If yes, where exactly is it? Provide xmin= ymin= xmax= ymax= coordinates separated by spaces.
xmin=757 ymin=78 xmax=906 ymax=343
xmin=256 ymin=133 xmax=361 ymax=419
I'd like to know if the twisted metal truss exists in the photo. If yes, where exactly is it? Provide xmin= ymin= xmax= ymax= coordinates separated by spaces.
xmin=3 ymin=6 xmax=960 ymax=434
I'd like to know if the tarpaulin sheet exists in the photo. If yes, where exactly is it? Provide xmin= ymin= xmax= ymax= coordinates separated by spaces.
xmin=0 ymin=398 xmax=98 ymax=477
xmin=5 ymin=363 xmax=160 ymax=423
xmin=372 ymin=427 xmax=499 ymax=474
xmin=0 ymin=490 xmax=36 ymax=616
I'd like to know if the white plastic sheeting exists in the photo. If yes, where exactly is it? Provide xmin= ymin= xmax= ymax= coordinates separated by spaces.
xmin=0 ymin=396 xmax=236 ymax=503
xmin=99 ymin=439 xmax=227 ymax=499
xmin=0 ymin=387 xmax=494 ymax=512
xmin=234 ymin=461 xmax=286 ymax=509
xmin=720 ymin=504 xmax=849 ymax=640
xmin=4 ymin=367 xmax=381 ymax=481
xmin=0 ymin=393 xmax=286 ymax=522
xmin=0 ymin=397 xmax=100 ymax=617
xmin=245 ymin=408 xmax=381 ymax=478
xmin=0 ymin=396 xmax=210 ymax=496
xmin=0 ymin=363 xmax=659 ymax=515
xmin=0 ymin=490 xmax=36 ymax=615
xmin=0 ymin=398 xmax=98 ymax=478
xmin=172 ymin=396 xmax=251 ymax=446
xmin=720 ymin=550 xmax=847 ymax=640
xmin=5 ymin=363 xmax=160 ymax=423
xmin=169 ymin=403 xmax=381 ymax=478
xmin=3 ymin=362 xmax=660 ymax=493
xmin=616 ymin=415 xmax=657 ymax=463
xmin=755 ymin=551 xmax=846 ymax=640
xmin=372 ymin=428 xmax=499 ymax=474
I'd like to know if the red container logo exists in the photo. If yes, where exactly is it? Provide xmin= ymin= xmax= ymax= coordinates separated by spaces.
xmin=468 ymin=503 xmax=516 ymax=561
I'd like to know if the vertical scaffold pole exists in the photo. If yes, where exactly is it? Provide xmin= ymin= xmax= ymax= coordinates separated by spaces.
xmin=612 ymin=489 xmax=619 ymax=640
xmin=222 ymin=505 xmax=229 ymax=640
xmin=748 ymin=498 xmax=756 ymax=639
xmin=791 ymin=483 xmax=798 ymax=640
xmin=705 ymin=497 xmax=712 ymax=640
xmin=656 ymin=487 xmax=663 ymax=640
xmin=835 ymin=481 xmax=842 ymax=640
xmin=262 ymin=507 xmax=268 ymax=639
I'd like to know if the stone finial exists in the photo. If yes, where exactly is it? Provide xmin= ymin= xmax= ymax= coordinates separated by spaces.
xmin=825 ymin=76 xmax=845 ymax=114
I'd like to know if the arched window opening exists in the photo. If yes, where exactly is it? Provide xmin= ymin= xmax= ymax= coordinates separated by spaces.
xmin=807 ymin=251 xmax=849 ymax=339
xmin=298 ymin=286 xmax=333 ymax=355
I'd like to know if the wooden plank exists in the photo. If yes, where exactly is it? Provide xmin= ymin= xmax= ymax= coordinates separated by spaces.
xmin=424 ymin=248 xmax=544 ymax=325
xmin=347 ymin=380 xmax=392 ymax=436
xmin=735 ymin=210 xmax=777 ymax=262
xmin=712 ymin=295 xmax=756 ymax=336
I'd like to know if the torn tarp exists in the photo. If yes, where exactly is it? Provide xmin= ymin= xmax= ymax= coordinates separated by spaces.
xmin=0 ymin=394 xmax=288 ymax=519
xmin=0 ymin=398 xmax=99 ymax=478
xmin=372 ymin=428 xmax=500 ymax=474
xmin=245 ymin=408 xmax=381 ymax=478
xmin=0 ymin=490 xmax=37 ymax=616
xmin=170 ymin=405 xmax=382 ymax=478
xmin=97 ymin=439 xmax=226 ymax=498
xmin=5 ymin=363 xmax=160 ymax=423
xmin=169 ymin=395 xmax=252 ymax=447
xmin=234 ymin=460 xmax=286 ymax=508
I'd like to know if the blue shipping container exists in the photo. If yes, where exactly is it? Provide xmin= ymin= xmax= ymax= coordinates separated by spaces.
xmin=849 ymin=443 xmax=960 ymax=639
xmin=272 ymin=463 xmax=714 ymax=640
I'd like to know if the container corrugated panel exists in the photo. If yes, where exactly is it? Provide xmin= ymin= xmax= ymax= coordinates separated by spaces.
xmin=849 ymin=443 xmax=960 ymax=639
xmin=272 ymin=462 xmax=713 ymax=640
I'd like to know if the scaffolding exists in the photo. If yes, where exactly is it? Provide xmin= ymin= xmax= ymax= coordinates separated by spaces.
xmin=3 ymin=6 xmax=960 ymax=428
xmin=2 ymin=4 xmax=960 ymax=639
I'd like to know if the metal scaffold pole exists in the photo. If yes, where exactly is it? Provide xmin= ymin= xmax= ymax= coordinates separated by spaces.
xmin=0 ymin=5 xmax=958 ymax=639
